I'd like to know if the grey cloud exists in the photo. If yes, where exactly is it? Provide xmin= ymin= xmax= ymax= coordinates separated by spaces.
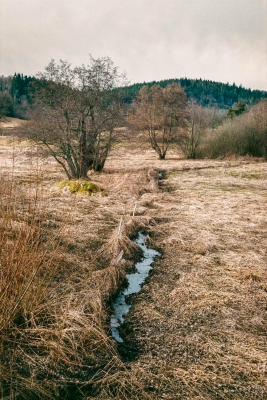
xmin=0 ymin=0 xmax=266 ymax=90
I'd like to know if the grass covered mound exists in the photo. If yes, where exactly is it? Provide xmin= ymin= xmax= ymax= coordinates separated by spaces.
xmin=57 ymin=180 xmax=101 ymax=195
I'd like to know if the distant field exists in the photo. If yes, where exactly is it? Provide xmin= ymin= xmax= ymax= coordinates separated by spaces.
xmin=0 ymin=117 xmax=26 ymax=128
xmin=0 ymin=117 xmax=27 ymax=130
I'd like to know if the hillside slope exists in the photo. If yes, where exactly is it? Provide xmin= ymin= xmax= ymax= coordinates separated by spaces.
xmin=122 ymin=78 xmax=267 ymax=108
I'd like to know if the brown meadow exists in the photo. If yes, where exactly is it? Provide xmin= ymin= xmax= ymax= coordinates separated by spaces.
xmin=0 ymin=129 xmax=266 ymax=399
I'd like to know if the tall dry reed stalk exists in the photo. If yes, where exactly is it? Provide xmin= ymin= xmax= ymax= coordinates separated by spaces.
xmin=0 ymin=175 xmax=62 ymax=398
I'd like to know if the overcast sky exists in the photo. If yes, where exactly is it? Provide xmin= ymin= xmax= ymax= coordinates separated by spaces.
xmin=1 ymin=0 xmax=267 ymax=90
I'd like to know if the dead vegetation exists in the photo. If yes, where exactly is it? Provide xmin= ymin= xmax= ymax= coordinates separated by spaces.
xmin=124 ymin=155 xmax=267 ymax=399
xmin=0 ymin=134 xmax=266 ymax=399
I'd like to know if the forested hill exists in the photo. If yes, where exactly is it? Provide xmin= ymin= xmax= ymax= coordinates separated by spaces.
xmin=122 ymin=78 xmax=267 ymax=108
xmin=1 ymin=73 xmax=267 ymax=119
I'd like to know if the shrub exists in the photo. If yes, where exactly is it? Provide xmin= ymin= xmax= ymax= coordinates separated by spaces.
xmin=202 ymin=100 xmax=267 ymax=159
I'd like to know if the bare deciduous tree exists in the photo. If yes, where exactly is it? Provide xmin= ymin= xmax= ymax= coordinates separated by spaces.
xmin=180 ymin=101 xmax=224 ymax=159
xmin=128 ymin=83 xmax=188 ymax=159
xmin=247 ymin=99 xmax=267 ymax=158
xmin=22 ymin=57 xmax=127 ymax=179
xmin=180 ymin=101 xmax=208 ymax=159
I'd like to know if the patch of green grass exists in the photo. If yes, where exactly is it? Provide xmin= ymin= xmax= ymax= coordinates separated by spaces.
xmin=57 ymin=180 xmax=101 ymax=195
xmin=228 ymin=169 xmax=264 ymax=180
xmin=201 ymin=185 xmax=238 ymax=192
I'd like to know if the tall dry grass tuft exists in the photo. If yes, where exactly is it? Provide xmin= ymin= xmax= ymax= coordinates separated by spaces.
xmin=0 ymin=176 xmax=61 ymax=398
xmin=86 ymin=355 xmax=153 ymax=400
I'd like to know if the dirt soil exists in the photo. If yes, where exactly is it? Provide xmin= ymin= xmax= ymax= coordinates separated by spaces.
xmin=1 ymin=135 xmax=267 ymax=399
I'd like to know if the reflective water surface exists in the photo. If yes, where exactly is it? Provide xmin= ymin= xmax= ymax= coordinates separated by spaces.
xmin=110 ymin=232 xmax=160 ymax=343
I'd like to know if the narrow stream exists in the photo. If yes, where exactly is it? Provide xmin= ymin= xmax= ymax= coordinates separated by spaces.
xmin=110 ymin=231 xmax=161 ymax=343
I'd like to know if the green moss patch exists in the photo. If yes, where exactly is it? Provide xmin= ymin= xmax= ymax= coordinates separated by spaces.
xmin=57 ymin=180 xmax=101 ymax=195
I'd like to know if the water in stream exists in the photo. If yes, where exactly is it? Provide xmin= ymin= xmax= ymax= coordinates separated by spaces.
xmin=110 ymin=231 xmax=161 ymax=343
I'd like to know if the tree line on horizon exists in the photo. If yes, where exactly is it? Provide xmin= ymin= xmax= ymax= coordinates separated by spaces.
xmin=1 ymin=71 xmax=267 ymax=120
xmin=120 ymin=78 xmax=267 ymax=108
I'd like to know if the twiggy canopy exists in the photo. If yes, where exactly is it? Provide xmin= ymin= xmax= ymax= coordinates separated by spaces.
xmin=128 ymin=83 xmax=188 ymax=159
xmin=23 ymin=57 xmax=127 ymax=179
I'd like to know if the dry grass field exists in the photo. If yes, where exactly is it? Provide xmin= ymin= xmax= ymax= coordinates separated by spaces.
xmin=0 ymin=131 xmax=266 ymax=399
xmin=0 ymin=118 xmax=27 ymax=138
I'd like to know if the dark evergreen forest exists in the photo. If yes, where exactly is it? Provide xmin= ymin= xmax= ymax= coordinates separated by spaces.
xmin=1 ymin=73 xmax=267 ymax=119
xmin=121 ymin=78 xmax=267 ymax=108
xmin=0 ymin=73 xmax=37 ymax=118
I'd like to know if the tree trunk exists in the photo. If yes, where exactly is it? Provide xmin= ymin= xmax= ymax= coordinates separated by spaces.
xmin=79 ymin=118 xmax=88 ymax=179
